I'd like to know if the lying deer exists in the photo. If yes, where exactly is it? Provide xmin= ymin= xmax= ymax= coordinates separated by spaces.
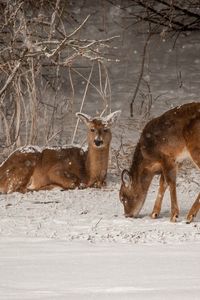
xmin=0 ymin=110 xmax=121 ymax=193
xmin=0 ymin=146 xmax=41 ymax=193
xmin=119 ymin=102 xmax=200 ymax=223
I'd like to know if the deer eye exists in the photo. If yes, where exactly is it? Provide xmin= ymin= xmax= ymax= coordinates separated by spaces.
xmin=90 ymin=128 xmax=95 ymax=132
xmin=120 ymin=197 xmax=123 ymax=203
xmin=120 ymin=197 xmax=127 ymax=204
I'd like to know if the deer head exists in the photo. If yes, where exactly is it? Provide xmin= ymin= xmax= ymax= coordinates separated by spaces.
xmin=120 ymin=169 xmax=144 ymax=217
xmin=76 ymin=111 xmax=121 ymax=149
xmin=120 ymin=165 xmax=154 ymax=218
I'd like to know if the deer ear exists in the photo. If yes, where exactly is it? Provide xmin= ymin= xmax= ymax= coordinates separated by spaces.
xmin=121 ymin=169 xmax=132 ymax=187
xmin=76 ymin=112 xmax=92 ymax=126
xmin=102 ymin=110 xmax=121 ymax=127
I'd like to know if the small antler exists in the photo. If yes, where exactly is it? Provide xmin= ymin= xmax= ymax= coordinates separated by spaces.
xmin=102 ymin=110 xmax=121 ymax=127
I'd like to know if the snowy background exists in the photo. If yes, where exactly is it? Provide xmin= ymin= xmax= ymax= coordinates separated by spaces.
xmin=0 ymin=1 xmax=200 ymax=299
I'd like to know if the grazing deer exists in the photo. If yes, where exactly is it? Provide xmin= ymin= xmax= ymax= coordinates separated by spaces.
xmin=0 ymin=110 xmax=120 ymax=194
xmin=119 ymin=102 xmax=200 ymax=223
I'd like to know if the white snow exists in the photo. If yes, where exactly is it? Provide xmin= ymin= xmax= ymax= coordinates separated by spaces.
xmin=0 ymin=162 xmax=199 ymax=299
xmin=0 ymin=167 xmax=199 ymax=243
xmin=0 ymin=240 xmax=200 ymax=300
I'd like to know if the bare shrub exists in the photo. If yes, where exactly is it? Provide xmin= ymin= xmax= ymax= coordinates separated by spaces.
xmin=0 ymin=0 xmax=118 ymax=157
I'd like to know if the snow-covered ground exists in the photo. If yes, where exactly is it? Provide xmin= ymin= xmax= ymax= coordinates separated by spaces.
xmin=0 ymin=154 xmax=199 ymax=299
xmin=0 ymin=240 xmax=200 ymax=300
xmin=0 ymin=167 xmax=199 ymax=243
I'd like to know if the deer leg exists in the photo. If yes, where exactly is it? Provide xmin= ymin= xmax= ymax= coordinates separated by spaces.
xmin=48 ymin=170 xmax=79 ymax=190
xmin=184 ymin=120 xmax=200 ymax=222
xmin=87 ymin=178 xmax=106 ymax=188
xmin=151 ymin=173 xmax=168 ymax=219
xmin=93 ymin=180 xmax=106 ymax=188
xmin=36 ymin=184 xmax=60 ymax=191
xmin=162 ymin=160 xmax=179 ymax=222
xmin=186 ymin=145 xmax=200 ymax=223
xmin=186 ymin=193 xmax=200 ymax=224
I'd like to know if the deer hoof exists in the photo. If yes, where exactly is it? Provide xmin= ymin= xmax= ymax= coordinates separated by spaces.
xmin=79 ymin=183 xmax=87 ymax=189
xmin=186 ymin=214 xmax=194 ymax=224
xmin=151 ymin=212 xmax=158 ymax=219
xmin=170 ymin=214 xmax=179 ymax=222
xmin=94 ymin=182 xmax=102 ymax=188
xmin=70 ymin=183 xmax=76 ymax=189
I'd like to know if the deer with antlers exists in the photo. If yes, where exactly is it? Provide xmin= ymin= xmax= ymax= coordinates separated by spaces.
xmin=0 ymin=111 xmax=121 ymax=193
xmin=119 ymin=102 xmax=200 ymax=223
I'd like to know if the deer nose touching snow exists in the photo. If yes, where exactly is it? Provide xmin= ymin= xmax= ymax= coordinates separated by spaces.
xmin=119 ymin=102 xmax=200 ymax=223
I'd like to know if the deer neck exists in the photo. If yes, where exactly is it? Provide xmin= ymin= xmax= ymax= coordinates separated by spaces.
xmin=85 ymin=144 xmax=110 ymax=186
xmin=132 ymin=168 xmax=154 ymax=217
xmin=140 ymin=171 xmax=154 ymax=197
xmin=130 ymin=143 xmax=154 ymax=214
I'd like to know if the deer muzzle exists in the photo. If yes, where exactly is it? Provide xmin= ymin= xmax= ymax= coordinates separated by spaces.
xmin=94 ymin=139 xmax=103 ymax=147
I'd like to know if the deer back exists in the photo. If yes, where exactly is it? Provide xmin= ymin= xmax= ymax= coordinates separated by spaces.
xmin=0 ymin=147 xmax=41 ymax=193
xmin=120 ymin=102 xmax=200 ymax=219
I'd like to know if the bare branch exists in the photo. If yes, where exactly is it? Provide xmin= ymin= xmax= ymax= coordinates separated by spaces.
xmin=71 ymin=62 xmax=94 ymax=144
xmin=0 ymin=61 xmax=21 ymax=99
xmin=130 ymin=32 xmax=151 ymax=117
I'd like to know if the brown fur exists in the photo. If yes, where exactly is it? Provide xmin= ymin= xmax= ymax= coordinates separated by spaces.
xmin=27 ymin=147 xmax=86 ymax=191
xmin=84 ymin=119 xmax=112 ymax=187
xmin=119 ymin=102 xmax=200 ymax=223
xmin=0 ymin=147 xmax=41 ymax=193
xmin=0 ymin=111 xmax=120 ymax=193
